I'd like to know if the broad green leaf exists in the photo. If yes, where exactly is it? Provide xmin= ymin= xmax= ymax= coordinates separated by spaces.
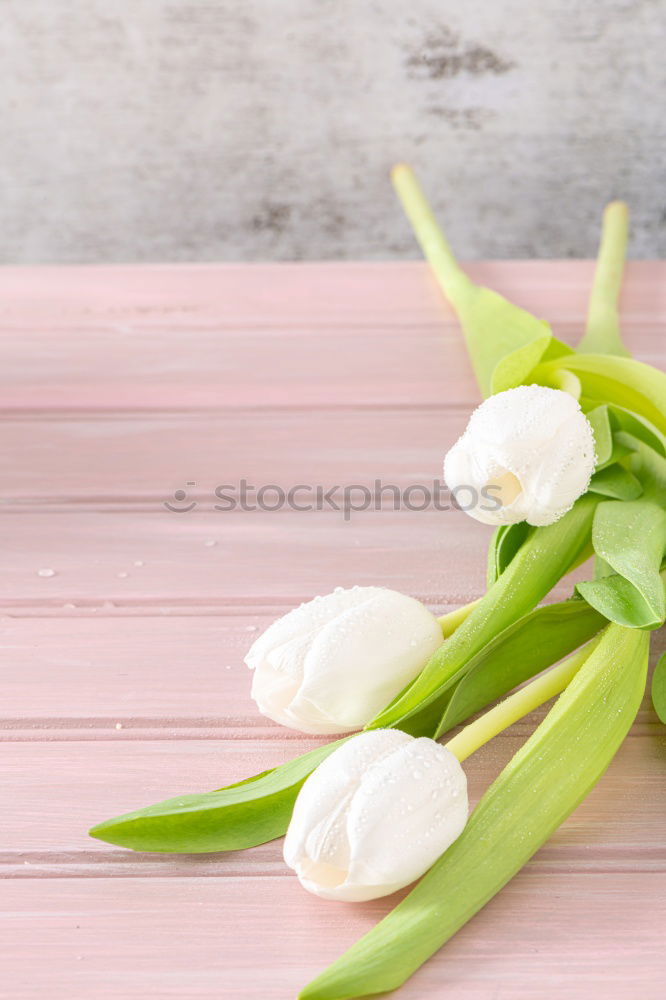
xmin=456 ymin=287 xmax=556 ymax=398
xmin=434 ymin=598 xmax=606 ymax=736
xmin=585 ymin=404 xmax=614 ymax=467
xmin=396 ymin=597 xmax=604 ymax=741
xmin=577 ymin=201 xmax=630 ymax=357
xmin=594 ymin=555 xmax=614 ymax=578
xmin=588 ymin=464 xmax=643 ymax=500
xmin=89 ymin=738 xmax=347 ymax=853
xmin=607 ymin=403 xmax=666 ymax=458
xmin=651 ymin=652 xmax=666 ymax=724
xmin=578 ymin=572 xmax=665 ymax=630
xmin=577 ymin=501 xmax=666 ymax=629
xmin=627 ymin=435 xmax=666 ymax=496
xmin=369 ymin=495 xmax=598 ymax=731
xmin=486 ymin=522 xmax=531 ymax=587
xmin=544 ymin=366 xmax=582 ymax=398
xmin=532 ymin=354 xmax=666 ymax=435
xmin=583 ymin=404 xmax=637 ymax=470
xmin=299 ymin=624 xmax=649 ymax=1000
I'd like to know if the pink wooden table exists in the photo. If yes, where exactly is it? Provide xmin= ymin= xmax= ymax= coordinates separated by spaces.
xmin=2 ymin=261 xmax=665 ymax=999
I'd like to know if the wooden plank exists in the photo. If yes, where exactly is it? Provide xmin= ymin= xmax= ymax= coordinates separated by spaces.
xmin=2 ymin=725 xmax=664 ymax=867
xmin=0 ymin=508 xmax=488 ymax=607
xmin=0 ymin=262 xmax=662 ymax=411
xmin=1 ymin=258 xmax=663 ymax=999
xmin=0 ymin=408 xmax=469 ymax=502
xmin=2 ymin=875 xmax=664 ymax=998
xmin=2 ymin=615 xmax=664 ymax=727
xmin=0 ymin=507 xmax=606 ymax=610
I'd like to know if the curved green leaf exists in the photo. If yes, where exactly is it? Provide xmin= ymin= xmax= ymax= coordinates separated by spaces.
xmin=89 ymin=738 xmax=347 ymax=853
xmin=585 ymin=404 xmax=614 ymax=467
xmin=533 ymin=354 xmax=666 ymax=435
xmin=651 ymin=652 xmax=666 ymax=724
xmin=588 ymin=463 xmax=643 ymax=500
xmin=577 ymin=501 xmax=666 ymax=629
xmin=369 ymin=496 xmax=598 ymax=731
xmin=434 ymin=598 xmax=605 ymax=736
xmin=299 ymin=624 xmax=649 ymax=1000
xmin=486 ymin=522 xmax=531 ymax=587
xmin=607 ymin=404 xmax=666 ymax=458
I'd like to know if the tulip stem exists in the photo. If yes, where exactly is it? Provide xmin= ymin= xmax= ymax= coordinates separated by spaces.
xmin=391 ymin=163 xmax=471 ymax=303
xmin=437 ymin=598 xmax=483 ymax=638
xmin=444 ymin=638 xmax=599 ymax=763
xmin=579 ymin=200 xmax=630 ymax=357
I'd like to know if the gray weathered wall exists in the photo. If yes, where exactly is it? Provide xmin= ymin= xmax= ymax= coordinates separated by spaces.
xmin=1 ymin=1 xmax=663 ymax=263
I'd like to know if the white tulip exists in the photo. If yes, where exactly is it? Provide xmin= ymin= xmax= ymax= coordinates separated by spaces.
xmin=284 ymin=729 xmax=468 ymax=901
xmin=444 ymin=385 xmax=596 ymax=527
xmin=245 ymin=586 xmax=442 ymax=735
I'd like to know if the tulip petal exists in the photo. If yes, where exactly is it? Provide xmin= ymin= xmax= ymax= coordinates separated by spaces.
xmin=300 ymin=623 xmax=649 ymax=1000
xmin=344 ymin=740 xmax=467 ymax=897
xmin=444 ymin=386 xmax=596 ymax=527
xmin=291 ymin=592 xmax=442 ymax=731
xmin=284 ymin=730 xmax=413 ymax=898
xmin=245 ymin=586 xmax=386 ymax=671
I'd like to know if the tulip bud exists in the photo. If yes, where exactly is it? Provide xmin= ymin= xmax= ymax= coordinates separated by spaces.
xmin=444 ymin=385 xmax=596 ymax=527
xmin=284 ymin=729 xmax=468 ymax=901
xmin=244 ymin=586 xmax=442 ymax=735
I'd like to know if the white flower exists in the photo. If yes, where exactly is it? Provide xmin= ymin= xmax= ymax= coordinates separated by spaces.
xmin=284 ymin=729 xmax=468 ymax=901
xmin=245 ymin=586 xmax=442 ymax=735
xmin=444 ymin=385 xmax=596 ymax=527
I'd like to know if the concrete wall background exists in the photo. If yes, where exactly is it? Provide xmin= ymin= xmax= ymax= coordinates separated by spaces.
xmin=1 ymin=0 xmax=664 ymax=263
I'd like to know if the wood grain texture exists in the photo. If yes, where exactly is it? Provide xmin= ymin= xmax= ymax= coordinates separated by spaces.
xmin=2 ymin=876 xmax=665 ymax=999
xmin=2 ymin=616 xmax=664 ymax=729
xmin=0 ymin=262 xmax=662 ymax=410
xmin=3 ymin=726 xmax=665 ymax=866
xmin=0 ymin=408 xmax=470 ymax=501
xmin=1 ymin=261 xmax=665 ymax=999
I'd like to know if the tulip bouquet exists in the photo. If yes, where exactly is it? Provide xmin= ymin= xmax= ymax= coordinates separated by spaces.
xmin=90 ymin=166 xmax=666 ymax=998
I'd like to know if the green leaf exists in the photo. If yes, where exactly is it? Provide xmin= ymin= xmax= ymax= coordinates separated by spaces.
xmin=89 ymin=738 xmax=347 ymax=853
xmin=627 ymin=436 xmax=666 ymax=496
xmin=369 ymin=495 xmax=598 ymax=731
xmin=585 ymin=404 xmax=614 ymax=467
xmin=456 ymin=287 xmax=557 ymax=398
xmin=532 ymin=354 xmax=666 ymax=435
xmin=588 ymin=464 xmax=643 ymax=500
xmin=486 ymin=522 xmax=531 ymax=587
xmin=578 ymin=572 xmax=665 ymax=630
xmin=434 ymin=598 xmax=606 ymax=736
xmin=577 ymin=501 xmax=666 ymax=629
xmin=607 ymin=404 xmax=666 ymax=458
xmin=651 ymin=652 xmax=666 ymax=724
xmin=299 ymin=624 xmax=649 ymax=1000
xmin=396 ymin=597 xmax=603 ymax=741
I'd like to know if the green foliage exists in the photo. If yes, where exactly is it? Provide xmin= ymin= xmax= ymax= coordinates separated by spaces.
xmin=651 ymin=652 xmax=666 ymax=724
xmin=588 ymin=464 xmax=643 ymax=500
xmin=577 ymin=501 xmax=666 ymax=629
xmin=299 ymin=625 xmax=649 ymax=1000
xmin=370 ymin=496 xmax=598 ymax=731
xmin=89 ymin=738 xmax=347 ymax=854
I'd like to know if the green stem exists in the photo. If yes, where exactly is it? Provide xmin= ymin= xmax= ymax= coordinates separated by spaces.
xmin=444 ymin=640 xmax=596 ymax=762
xmin=391 ymin=164 xmax=471 ymax=304
xmin=437 ymin=598 xmax=482 ymax=637
xmin=579 ymin=200 xmax=630 ymax=357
